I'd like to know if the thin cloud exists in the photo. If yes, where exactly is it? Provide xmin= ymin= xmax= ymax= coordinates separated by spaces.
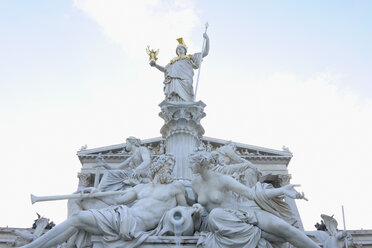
xmin=74 ymin=0 xmax=201 ymax=61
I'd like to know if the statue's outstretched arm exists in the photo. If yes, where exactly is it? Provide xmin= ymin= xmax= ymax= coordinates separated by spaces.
xmin=265 ymin=184 xmax=307 ymax=201
xmin=94 ymin=153 xmax=132 ymax=170
xmin=93 ymin=157 xmax=130 ymax=170
xmin=222 ymin=173 xmax=254 ymax=200
xmin=150 ymin=60 xmax=166 ymax=72
xmin=202 ymin=33 xmax=210 ymax=58
xmin=114 ymin=156 xmax=133 ymax=169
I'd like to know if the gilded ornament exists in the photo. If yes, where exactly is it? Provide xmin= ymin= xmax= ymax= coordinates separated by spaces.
xmin=146 ymin=46 xmax=159 ymax=62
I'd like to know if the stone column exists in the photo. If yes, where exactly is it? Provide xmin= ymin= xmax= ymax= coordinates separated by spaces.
xmin=159 ymin=100 xmax=206 ymax=180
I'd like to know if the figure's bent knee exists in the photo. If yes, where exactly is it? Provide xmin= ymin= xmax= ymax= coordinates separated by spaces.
xmin=70 ymin=210 xmax=92 ymax=225
xmin=208 ymin=208 xmax=226 ymax=221
xmin=207 ymin=208 xmax=229 ymax=231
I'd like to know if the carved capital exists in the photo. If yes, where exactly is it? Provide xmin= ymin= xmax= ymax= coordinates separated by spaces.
xmin=77 ymin=173 xmax=91 ymax=187
xmin=159 ymin=100 xmax=206 ymax=139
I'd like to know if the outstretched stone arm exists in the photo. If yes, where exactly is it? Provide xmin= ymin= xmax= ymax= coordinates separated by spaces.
xmin=116 ymin=156 xmax=133 ymax=169
xmin=202 ymin=32 xmax=210 ymax=58
xmin=265 ymin=184 xmax=307 ymax=200
xmin=150 ymin=60 xmax=166 ymax=72
xmin=95 ymin=156 xmax=132 ymax=170
xmin=223 ymin=174 xmax=306 ymax=201
xmin=221 ymin=173 xmax=255 ymax=200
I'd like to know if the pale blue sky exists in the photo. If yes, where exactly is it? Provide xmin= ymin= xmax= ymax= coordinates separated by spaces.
xmin=1 ymin=0 xmax=371 ymax=230
xmin=1 ymin=1 xmax=127 ymax=112
xmin=199 ymin=0 xmax=372 ymax=95
xmin=1 ymin=0 xmax=372 ymax=102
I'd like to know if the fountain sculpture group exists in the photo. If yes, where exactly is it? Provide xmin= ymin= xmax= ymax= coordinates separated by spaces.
xmin=16 ymin=32 xmax=355 ymax=248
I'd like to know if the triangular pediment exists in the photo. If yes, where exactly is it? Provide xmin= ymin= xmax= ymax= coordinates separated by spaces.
xmin=77 ymin=136 xmax=292 ymax=165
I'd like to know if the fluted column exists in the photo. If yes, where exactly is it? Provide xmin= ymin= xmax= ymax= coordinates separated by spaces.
xmin=159 ymin=100 xmax=206 ymax=180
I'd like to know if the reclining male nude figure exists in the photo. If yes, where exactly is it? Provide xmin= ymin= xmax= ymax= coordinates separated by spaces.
xmin=21 ymin=154 xmax=186 ymax=248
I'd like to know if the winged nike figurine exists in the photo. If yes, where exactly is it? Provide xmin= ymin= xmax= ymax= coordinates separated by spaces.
xmin=146 ymin=46 xmax=159 ymax=62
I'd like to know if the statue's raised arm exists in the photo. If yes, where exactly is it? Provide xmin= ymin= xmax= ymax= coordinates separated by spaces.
xmin=149 ymin=32 xmax=210 ymax=102
xmin=202 ymin=32 xmax=210 ymax=58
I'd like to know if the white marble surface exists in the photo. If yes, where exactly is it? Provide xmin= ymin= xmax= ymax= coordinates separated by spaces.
xmin=149 ymin=33 xmax=209 ymax=102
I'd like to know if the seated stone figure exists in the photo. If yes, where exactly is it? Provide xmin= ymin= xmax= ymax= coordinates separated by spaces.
xmin=189 ymin=151 xmax=320 ymax=248
xmin=20 ymin=154 xmax=187 ymax=248
xmin=66 ymin=136 xmax=153 ymax=229
xmin=97 ymin=136 xmax=152 ymax=192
